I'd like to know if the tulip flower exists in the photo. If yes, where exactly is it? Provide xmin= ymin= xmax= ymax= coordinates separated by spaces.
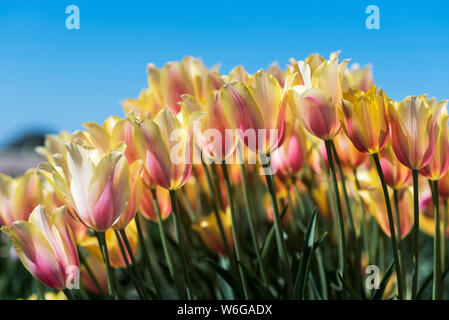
xmin=182 ymin=91 xmax=239 ymax=162
xmin=137 ymin=108 xmax=204 ymax=190
xmin=419 ymin=111 xmax=449 ymax=180
xmin=359 ymin=187 xmax=413 ymax=239
xmin=27 ymin=291 xmax=68 ymax=300
xmin=339 ymin=86 xmax=390 ymax=154
xmin=332 ymin=132 xmax=367 ymax=170
xmin=39 ymin=143 xmax=130 ymax=232
xmin=389 ymin=95 xmax=442 ymax=170
xmin=227 ymin=65 xmax=250 ymax=84
xmin=147 ymin=56 xmax=223 ymax=114
xmin=439 ymin=171 xmax=449 ymax=199
xmin=0 ymin=169 xmax=43 ymax=226
xmin=1 ymin=205 xmax=79 ymax=290
xmin=271 ymin=121 xmax=308 ymax=182
xmin=122 ymin=88 xmax=163 ymax=120
xmin=221 ymin=69 xmax=293 ymax=155
xmin=343 ymin=63 xmax=373 ymax=93
xmin=192 ymin=209 xmax=234 ymax=255
xmin=140 ymin=185 xmax=172 ymax=221
xmin=379 ymin=144 xmax=411 ymax=190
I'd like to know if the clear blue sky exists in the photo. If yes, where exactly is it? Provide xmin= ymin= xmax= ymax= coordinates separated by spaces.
xmin=0 ymin=0 xmax=448 ymax=146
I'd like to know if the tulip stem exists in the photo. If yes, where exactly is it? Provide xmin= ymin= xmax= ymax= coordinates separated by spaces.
xmin=134 ymin=215 xmax=162 ymax=298
xmin=95 ymin=231 xmax=116 ymax=300
xmin=392 ymin=189 xmax=406 ymax=296
xmin=353 ymin=169 xmax=371 ymax=264
xmin=372 ymin=153 xmax=404 ymax=300
xmin=324 ymin=140 xmax=346 ymax=280
xmin=411 ymin=169 xmax=420 ymax=300
xmin=238 ymin=148 xmax=268 ymax=285
xmin=63 ymin=288 xmax=75 ymax=300
xmin=430 ymin=180 xmax=442 ymax=299
xmin=33 ymin=278 xmax=46 ymax=300
xmin=443 ymin=199 xmax=448 ymax=278
xmin=169 ymin=189 xmax=193 ymax=300
xmin=221 ymin=163 xmax=251 ymax=299
xmin=152 ymin=188 xmax=185 ymax=299
xmin=200 ymin=158 xmax=234 ymax=262
xmin=114 ymin=230 xmax=147 ymax=299
xmin=260 ymin=156 xmax=294 ymax=299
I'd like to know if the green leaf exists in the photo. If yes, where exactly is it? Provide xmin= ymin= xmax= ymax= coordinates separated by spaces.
xmin=237 ymin=261 xmax=276 ymax=299
xmin=294 ymin=209 xmax=317 ymax=299
xmin=372 ymin=260 xmax=395 ymax=300
xmin=206 ymin=258 xmax=244 ymax=299
xmin=261 ymin=204 xmax=288 ymax=263
xmin=337 ymin=273 xmax=363 ymax=300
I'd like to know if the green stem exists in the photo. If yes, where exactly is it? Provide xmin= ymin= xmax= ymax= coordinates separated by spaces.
xmin=169 ymin=189 xmax=193 ymax=300
xmin=33 ymin=278 xmax=46 ymax=300
xmin=220 ymin=163 xmax=250 ymax=299
xmin=114 ymin=230 xmax=146 ymax=299
xmin=239 ymin=157 xmax=268 ymax=285
xmin=393 ymin=188 xmax=406 ymax=297
xmin=63 ymin=288 xmax=75 ymax=300
xmin=134 ymin=215 xmax=162 ymax=298
xmin=412 ymin=169 xmax=420 ymax=300
xmin=431 ymin=180 xmax=442 ymax=299
xmin=95 ymin=231 xmax=116 ymax=299
xmin=372 ymin=153 xmax=404 ymax=300
xmin=354 ymin=169 xmax=371 ymax=264
xmin=152 ymin=188 xmax=185 ymax=299
xmin=324 ymin=140 xmax=346 ymax=278
xmin=260 ymin=156 xmax=294 ymax=299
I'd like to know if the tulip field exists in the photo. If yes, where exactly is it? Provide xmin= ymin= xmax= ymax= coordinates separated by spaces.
xmin=1 ymin=53 xmax=448 ymax=301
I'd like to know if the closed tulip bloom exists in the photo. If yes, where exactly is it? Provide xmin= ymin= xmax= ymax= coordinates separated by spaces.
xmin=332 ymin=132 xmax=367 ymax=169
xmin=343 ymin=63 xmax=374 ymax=93
xmin=140 ymin=185 xmax=172 ymax=221
xmin=389 ymin=95 xmax=442 ymax=170
xmin=137 ymin=108 xmax=204 ymax=190
xmin=360 ymin=187 xmax=413 ymax=239
xmin=288 ymin=87 xmax=341 ymax=140
xmin=182 ymin=91 xmax=239 ymax=162
xmin=271 ymin=121 xmax=308 ymax=181
xmin=122 ymin=88 xmax=164 ymax=120
xmin=1 ymin=205 xmax=79 ymax=290
xmin=0 ymin=169 xmax=43 ymax=226
xmin=221 ymin=69 xmax=292 ymax=154
xmin=419 ymin=111 xmax=449 ymax=180
xmin=112 ymin=160 xmax=143 ymax=230
xmin=340 ymin=86 xmax=390 ymax=154
xmin=192 ymin=209 xmax=234 ymax=255
xmin=379 ymin=144 xmax=411 ymax=189
xmin=80 ymin=254 xmax=108 ymax=295
xmin=147 ymin=56 xmax=223 ymax=114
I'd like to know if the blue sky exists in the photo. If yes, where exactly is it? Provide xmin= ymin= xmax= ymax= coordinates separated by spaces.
xmin=0 ymin=0 xmax=448 ymax=146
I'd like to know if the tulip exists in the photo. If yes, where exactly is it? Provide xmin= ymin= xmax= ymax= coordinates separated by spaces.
xmin=182 ymin=91 xmax=239 ymax=162
xmin=0 ymin=169 xmax=43 ymax=226
xmin=271 ymin=121 xmax=308 ymax=182
xmin=359 ymin=188 xmax=413 ymax=239
xmin=137 ymin=108 xmax=203 ymax=190
xmin=27 ymin=291 xmax=68 ymax=300
xmin=192 ymin=209 xmax=234 ymax=255
xmin=439 ymin=171 xmax=449 ymax=199
xmin=227 ymin=65 xmax=250 ymax=84
xmin=379 ymin=144 xmax=411 ymax=190
xmin=332 ymin=132 xmax=367 ymax=170
xmin=122 ymin=88 xmax=163 ymax=120
xmin=40 ymin=143 xmax=130 ymax=232
xmin=140 ymin=185 xmax=172 ymax=221
xmin=1 ymin=205 xmax=79 ymax=290
xmin=339 ymin=85 xmax=390 ymax=154
xmin=147 ymin=56 xmax=223 ymax=114
xmin=419 ymin=111 xmax=449 ymax=180
xmin=343 ymin=63 xmax=373 ymax=93
xmin=221 ymin=69 xmax=292 ymax=155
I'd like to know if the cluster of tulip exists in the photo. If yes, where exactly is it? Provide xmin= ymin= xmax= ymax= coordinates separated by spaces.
xmin=0 ymin=52 xmax=448 ymax=300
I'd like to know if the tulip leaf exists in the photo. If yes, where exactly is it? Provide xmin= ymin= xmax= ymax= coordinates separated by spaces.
xmin=293 ymin=209 xmax=317 ymax=299
xmin=371 ymin=260 xmax=395 ymax=300
xmin=416 ymin=265 xmax=449 ymax=299
xmin=337 ymin=273 xmax=363 ymax=300
xmin=237 ymin=260 xmax=276 ymax=300
xmin=206 ymin=258 xmax=244 ymax=299
xmin=261 ymin=204 xmax=289 ymax=263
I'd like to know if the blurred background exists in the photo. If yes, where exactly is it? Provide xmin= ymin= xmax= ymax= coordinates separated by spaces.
xmin=0 ymin=0 xmax=448 ymax=174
